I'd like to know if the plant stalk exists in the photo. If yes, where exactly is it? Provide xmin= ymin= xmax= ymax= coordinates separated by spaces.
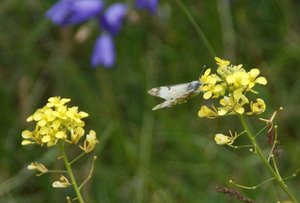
xmin=238 ymin=115 xmax=298 ymax=203
xmin=59 ymin=142 xmax=84 ymax=203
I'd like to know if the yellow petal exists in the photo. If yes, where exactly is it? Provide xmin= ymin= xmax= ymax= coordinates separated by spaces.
xmin=33 ymin=113 xmax=42 ymax=121
xmin=27 ymin=163 xmax=37 ymax=170
xmin=26 ymin=115 xmax=33 ymax=122
xmin=21 ymin=140 xmax=34 ymax=145
xmin=249 ymin=68 xmax=260 ymax=77
xmin=226 ymin=75 xmax=235 ymax=83
xmin=42 ymin=135 xmax=51 ymax=143
xmin=214 ymin=133 xmax=231 ymax=145
xmin=255 ymin=77 xmax=267 ymax=85
xmin=78 ymin=111 xmax=89 ymax=118
xmin=22 ymin=130 xmax=32 ymax=139
xmin=218 ymin=108 xmax=228 ymax=116
xmin=236 ymin=107 xmax=245 ymax=114
xmin=203 ymin=91 xmax=212 ymax=99
xmin=37 ymin=120 xmax=47 ymax=127
xmin=55 ymin=131 xmax=66 ymax=139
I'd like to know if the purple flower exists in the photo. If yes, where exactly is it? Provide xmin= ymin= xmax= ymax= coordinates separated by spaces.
xmin=46 ymin=0 xmax=103 ymax=26
xmin=101 ymin=3 xmax=128 ymax=36
xmin=135 ymin=0 xmax=158 ymax=14
xmin=91 ymin=33 xmax=115 ymax=68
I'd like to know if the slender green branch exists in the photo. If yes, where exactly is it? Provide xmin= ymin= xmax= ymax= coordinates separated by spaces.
xmin=228 ymin=144 xmax=253 ymax=149
xmin=283 ymin=168 xmax=300 ymax=180
xmin=229 ymin=177 xmax=275 ymax=190
xmin=271 ymin=155 xmax=284 ymax=183
xmin=254 ymin=123 xmax=270 ymax=138
xmin=59 ymin=142 xmax=85 ymax=203
xmin=79 ymin=156 xmax=97 ymax=190
xmin=70 ymin=152 xmax=86 ymax=165
xmin=267 ymin=126 xmax=278 ymax=162
xmin=238 ymin=115 xmax=298 ymax=203
xmin=45 ymin=170 xmax=68 ymax=173
xmin=36 ymin=170 xmax=68 ymax=176
xmin=175 ymin=0 xmax=216 ymax=58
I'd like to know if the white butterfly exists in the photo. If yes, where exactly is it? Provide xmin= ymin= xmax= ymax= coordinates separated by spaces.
xmin=148 ymin=80 xmax=202 ymax=110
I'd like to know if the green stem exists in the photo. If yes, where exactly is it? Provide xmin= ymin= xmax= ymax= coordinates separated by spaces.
xmin=238 ymin=115 xmax=298 ymax=203
xmin=59 ymin=142 xmax=84 ymax=203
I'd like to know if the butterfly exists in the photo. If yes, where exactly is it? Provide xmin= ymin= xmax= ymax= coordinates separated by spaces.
xmin=148 ymin=80 xmax=202 ymax=110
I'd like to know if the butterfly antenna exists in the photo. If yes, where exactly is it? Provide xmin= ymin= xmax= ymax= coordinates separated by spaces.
xmin=198 ymin=65 xmax=206 ymax=78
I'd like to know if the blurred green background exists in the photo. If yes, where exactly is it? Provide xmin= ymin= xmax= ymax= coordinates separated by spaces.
xmin=1 ymin=0 xmax=300 ymax=202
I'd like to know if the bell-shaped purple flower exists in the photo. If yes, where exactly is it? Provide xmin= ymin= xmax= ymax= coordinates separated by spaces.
xmin=135 ymin=0 xmax=158 ymax=14
xmin=101 ymin=3 xmax=128 ymax=36
xmin=91 ymin=33 xmax=115 ymax=68
xmin=46 ymin=0 xmax=103 ymax=26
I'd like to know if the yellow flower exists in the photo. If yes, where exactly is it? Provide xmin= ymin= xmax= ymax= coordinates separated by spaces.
xmin=198 ymin=105 xmax=218 ymax=118
xmin=46 ymin=96 xmax=71 ymax=107
xmin=21 ymin=97 xmax=93 ymax=147
xmin=27 ymin=162 xmax=48 ymax=174
xmin=52 ymin=175 xmax=71 ymax=188
xmin=80 ymin=130 xmax=99 ymax=153
xmin=198 ymin=58 xmax=267 ymax=118
xmin=214 ymin=133 xmax=232 ymax=145
xmin=215 ymin=57 xmax=230 ymax=67
xmin=218 ymin=95 xmax=245 ymax=115
xmin=233 ymin=89 xmax=249 ymax=104
xmin=249 ymin=98 xmax=266 ymax=114
xmin=247 ymin=68 xmax=267 ymax=89
xmin=200 ymin=69 xmax=223 ymax=99
xmin=226 ymin=70 xmax=249 ymax=88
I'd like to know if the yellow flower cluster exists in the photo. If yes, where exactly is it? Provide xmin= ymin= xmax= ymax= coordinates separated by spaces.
xmin=198 ymin=57 xmax=267 ymax=118
xmin=22 ymin=97 xmax=98 ymax=152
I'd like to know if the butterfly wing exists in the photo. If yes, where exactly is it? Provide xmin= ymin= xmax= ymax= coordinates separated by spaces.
xmin=148 ymin=80 xmax=201 ymax=110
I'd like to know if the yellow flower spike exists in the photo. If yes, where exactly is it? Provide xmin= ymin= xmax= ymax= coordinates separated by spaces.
xmin=214 ymin=133 xmax=232 ymax=145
